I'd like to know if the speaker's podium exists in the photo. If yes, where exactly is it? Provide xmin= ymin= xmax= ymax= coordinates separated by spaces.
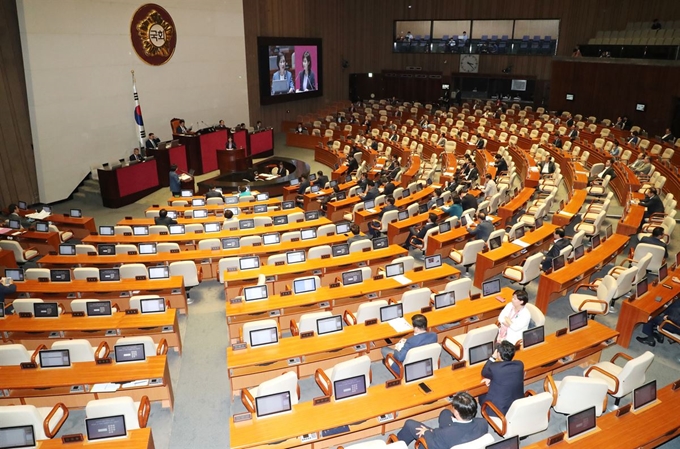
xmin=170 ymin=118 xmax=227 ymax=175
xmin=218 ymin=148 xmax=252 ymax=173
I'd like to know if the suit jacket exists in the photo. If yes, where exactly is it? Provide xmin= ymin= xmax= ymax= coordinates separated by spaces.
xmin=415 ymin=221 xmax=437 ymax=240
xmin=481 ymin=359 xmax=525 ymax=415
xmin=546 ymin=238 xmax=571 ymax=260
xmin=129 ymin=154 xmax=144 ymax=162
xmin=393 ymin=331 xmax=438 ymax=363
xmin=599 ymin=166 xmax=616 ymax=180
xmin=628 ymin=136 xmax=640 ymax=146
xmin=278 ymin=168 xmax=289 ymax=177
xmin=428 ymin=418 xmax=489 ymax=449
xmin=495 ymin=159 xmax=508 ymax=175
xmin=662 ymin=133 xmax=675 ymax=143
xmin=566 ymin=118 xmax=574 ymax=127
xmin=390 ymin=133 xmax=399 ymax=141
xmin=383 ymin=182 xmax=396 ymax=197
xmin=552 ymin=137 xmax=563 ymax=148
xmin=154 ymin=216 xmax=177 ymax=226
xmin=476 ymin=139 xmax=485 ymax=149
xmin=176 ymin=125 xmax=188 ymax=134
xmin=145 ymin=137 xmax=160 ymax=149
xmin=637 ymin=163 xmax=653 ymax=175
xmin=205 ymin=190 xmax=223 ymax=199
xmin=316 ymin=175 xmax=329 ymax=188
xmin=640 ymin=195 xmax=664 ymax=218
xmin=461 ymin=194 xmax=477 ymax=212
xmin=347 ymin=158 xmax=359 ymax=173
xmin=0 ymin=283 xmax=17 ymax=302
xmin=568 ymin=129 xmax=579 ymax=139
xmin=539 ymin=161 xmax=556 ymax=174
xmin=640 ymin=236 xmax=668 ymax=258
xmin=468 ymin=220 xmax=494 ymax=242
xmin=298 ymin=180 xmax=310 ymax=195
xmin=363 ymin=187 xmax=380 ymax=203
xmin=379 ymin=204 xmax=398 ymax=220
xmin=465 ymin=167 xmax=479 ymax=182
xmin=297 ymin=70 xmax=316 ymax=91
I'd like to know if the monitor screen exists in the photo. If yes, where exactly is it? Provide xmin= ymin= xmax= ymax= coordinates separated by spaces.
xmin=17 ymin=201 xmax=27 ymax=210
xmin=222 ymin=237 xmax=240 ymax=249
xmin=482 ymin=279 xmax=501 ymax=296
xmin=50 ymin=269 xmax=71 ymax=282
xmin=114 ymin=343 xmax=146 ymax=363
xmin=522 ymin=326 xmax=545 ymax=348
xmin=514 ymin=226 xmax=525 ymax=240
xmin=169 ymin=224 xmax=185 ymax=235
xmin=293 ymin=277 xmax=317 ymax=294
xmin=34 ymin=302 xmax=59 ymax=318
xmin=86 ymin=301 xmax=112 ymax=317
xmin=140 ymin=297 xmax=166 ymax=313
xmin=567 ymin=407 xmax=596 ymax=439
xmin=86 ymin=415 xmax=127 ymax=441
xmin=342 ymin=270 xmax=363 ymax=286
xmin=337 ymin=191 xmax=347 ymax=201
xmin=273 ymin=215 xmax=288 ymax=225
xmin=0 ymin=425 xmax=35 ymax=448
xmin=330 ymin=180 xmax=338 ymax=188
xmin=35 ymin=222 xmax=49 ymax=232
xmin=239 ymin=219 xmax=255 ymax=230
xmin=659 ymin=264 xmax=668 ymax=282
xmin=286 ymin=251 xmax=306 ymax=264
xmin=373 ymin=237 xmax=388 ymax=250
xmin=469 ymin=341 xmax=494 ymax=365
xmin=255 ymin=391 xmax=292 ymax=418
xmin=204 ymin=222 xmax=221 ymax=233
xmin=461 ymin=215 xmax=470 ymax=227
xmin=568 ymin=310 xmax=588 ymax=332
xmin=300 ymin=229 xmax=316 ymax=240
xmin=605 ymin=224 xmax=613 ymax=238
xmin=193 ymin=209 xmax=208 ymax=219
xmin=317 ymin=315 xmax=343 ymax=335
xmin=181 ymin=189 xmax=193 ymax=197
xmin=385 ymin=262 xmax=404 ymax=278
xmin=244 ymin=285 xmax=269 ymax=302
xmin=282 ymin=200 xmax=295 ymax=210
xmin=380 ymin=303 xmax=403 ymax=322
xmin=253 ymin=205 xmax=268 ymax=214
xmin=591 ymin=234 xmax=601 ymax=249
xmin=434 ymin=291 xmax=455 ymax=309
xmin=404 ymin=358 xmax=434 ymax=383
xmin=334 ymin=374 xmax=367 ymax=400
xmin=574 ymin=245 xmax=584 ymax=260
xmin=239 ymin=256 xmax=260 ymax=270
xmin=439 ymin=221 xmax=451 ymax=233
xmin=98 ymin=244 xmax=116 ymax=255
xmin=310 ymin=185 xmax=320 ymax=193
xmin=99 ymin=268 xmax=120 ymax=281
xmin=425 ymin=255 xmax=442 ymax=269
xmin=552 ymin=254 xmax=566 ymax=271
xmin=249 ymin=326 xmax=278 ymax=347
xmin=336 ymin=222 xmax=350 ymax=234
xmin=398 ymin=210 xmax=409 ymax=221
xmin=305 ymin=211 xmax=319 ymax=221
xmin=289 ymin=178 xmax=300 ymax=187
xmin=633 ymin=380 xmax=657 ymax=411
xmin=139 ymin=243 xmax=157 ymax=255
xmin=436 ymin=197 xmax=444 ymax=207
xmin=4 ymin=269 xmax=23 ymax=282
xmin=39 ymin=349 xmax=71 ymax=368
xmin=402 ymin=188 xmax=410 ymax=197
xmin=70 ymin=209 xmax=82 ymax=218
xmin=99 ymin=226 xmax=114 ymax=236
xmin=636 ymin=278 xmax=648 ymax=298
xmin=489 ymin=236 xmax=501 ymax=250
xmin=485 ymin=436 xmax=519 ymax=449
xmin=309 ymin=173 xmax=317 ymax=182
xmin=256 ymin=193 xmax=269 ymax=201
xmin=419 ymin=203 xmax=428 ymax=214
xmin=148 ymin=266 xmax=169 ymax=279
xmin=7 ymin=219 xmax=20 ymax=230
xmin=535 ymin=217 xmax=543 ymax=229
xmin=225 ymin=196 xmax=239 ymax=205
xmin=132 ymin=226 xmax=149 ymax=236
xmin=363 ymin=200 xmax=375 ymax=210
xmin=332 ymin=243 xmax=349 ymax=257
xmin=263 ymin=233 xmax=281 ymax=245
xmin=191 ymin=198 xmax=205 ymax=207
xmin=58 ymin=244 xmax=76 ymax=255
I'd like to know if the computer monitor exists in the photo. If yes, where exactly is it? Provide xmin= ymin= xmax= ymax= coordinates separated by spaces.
xmin=332 ymin=243 xmax=350 ymax=257
xmin=373 ymin=237 xmax=388 ymax=250
xmin=85 ymin=415 xmax=127 ymax=441
xmin=658 ymin=263 xmax=668 ymax=282
xmin=404 ymin=358 xmax=434 ymax=383
xmin=336 ymin=222 xmax=350 ymax=234
xmin=99 ymin=268 xmax=120 ymax=281
xmin=273 ymin=215 xmax=288 ymax=225
xmin=239 ymin=256 xmax=260 ymax=270
xmin=514 ymin=226 xmax=525 ymax=240
xmin=114 ymin=343 xmax=146 ymax=363
xmin=293 ymin=277 xmax=317 ymax=294
xmin=86 ymin=301 xmax=112 ymax=317
xmin=342 ymin=270 xmax=363 ymax=286
xmin=0 ymin=425 xmax=35 ymax=448
xmin=573 ymin=245 xmax=585 ymax=260
xmin=132 ymin=226 xmax=149 ymax=236
xmin=330 ymin=180 xmax=338 ymax=188
xmin=289 ymin=178 xmax=300 ymax=187
xmin=239 ymin=219 xmax=255 ymax=230
xmin=568 ymin=310 xmax=588 ymax=332
xmin=169 ymin=224 xmax=185 ymax=235
xmin=263 ymin=233 xmax=281 ymax=245
xmin=385 ymin=262 xmax=404 ymax=278
xmin=7 ymin=219 xmax=20 ymax=230
xmin=402 ymin=188 xmax=411 ymax=197
xmin=434 ymin=291 xmax=455 ymax=309
xmin=39 ymin=349 xmax=71 ymax=368
xmin=225 ymin=196 xmax=239 ymax=205
xmin=192 ymin=209 xmax=208 ymax=219
xmin=482 ymin=279 xmax=501 ymax=296
xmin=17 ymin=201 xmax=27 ymax=210
xmin=244 ymin=285 xmax=269 ymax=302
xmin=35 ymin=222 xmax=49 ymax=232
xmin=148 ymin=266 xmax=169 ymax=280
xmin=418 ymin=203 xmax=428 ymax=214
xmin=255 ymin=391 xmax=292 ymax=418
xmin=439 ymin=221 xmax=451 ymax=233
xmin=140 ymin=297 xmax=166 ymax=313
xmin=4 ymin=268 xmax=24 ymax=282
xmin=425 ymin=254 xmax=442 ymax=269
xmin=337 ymin=191 xmax=347 ymax=201
xmin=334 ymin=375 xmax=367 ymax=400
xmin=253 ymin=205 xmax=268 ymax=214
xmin=567 ymin=406 xmax=597 ymax=440
xmin=379 ymin=303 xmax=403 ymax=322
xmin=249 ymin=327 xmax=278 ymax=347
xmin=300 ymin=229 xmax=316 ymax=240
xmin=485 ymin=436 xmax=520 ymax=449
xmin=98 ymin=244 xmax=116 ymax=255
xmin=256 ymin=193 xmax=269 ymax=201
xmin=398 ymin=210 xmax=409 ymax=221
xmin=591 ymin=233 xmax=601 ymax=249
xmin=488 ymin=236 xmax=502 ymax=250
xmin=50 ymin=269 xmax=71 ymax=282
xmin=364 ymin=200 xmax=375 ymax=210
xmin=138 ymin=243 xmax=157 ymax=255
xmin=605 ymin=224 xmax=613 ymax=239
xmin=70 ymin=209 xmax=82 ymax=218
xmin=34 ymin=302 xmax=58 ymax=318
xmin=58 ymin=244 xmax=76 ymax=255
xmin=317 ymin=315 xmax=343 ymax=335
xmin=636 ymin=278 xmax=648 ymax=298
xmin=204 ymin=222 xmax=221 ymax=233
xmin=191 ymin=198 xmax=205 ymax=207
xmin=310 ymin=185 xmax=321 ymax=194
xmin=282 ymin=200 xmax=295 ymax=210
xmin=99 ymin=226 xmax=114 ymax=236
xmin=469 ymin=341 xmax=494 ymax=365
xmin=552 ymin=254 xmax=566 ymax=271
xmin=181 ymin=190 xmax=193 ymax=197
xmin=436 ymin=197 xmax=444 ymax=207
xmin=286 ymin=251 xmax=306 ymax=264
xmin=460 ymin=214 xmax=471 ymax=227
xmin=633 ymin=380 xmax=657 ymax=411
xmin=522 ymin=326 xmax=545 ymax=348
xmin=222 ymin=237 xmax=239 ymax=249
xmin=309 ymin=173 xmax=317 ymax=181
xmin=0 ymin=303 xmax=5 ymax=318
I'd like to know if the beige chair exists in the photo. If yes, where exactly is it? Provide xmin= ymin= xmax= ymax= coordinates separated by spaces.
xmin=241 ymin=319 xmax=279 ymax=347
xmin=399 ymin=287 xmax=433 ymax=313
xmin=503 ymin=252 xmax=543 ymax=289
xmin=0 ymin=343 xmax=37 ymax=366
xmin=315 ymin=355 xmax=371 ymax=399
xmin=241 ymin=371 xmax=299 ymax=413
xmin=383 ymin=342 xmax=441 ymax=381
xmin=543 ymin=374 xmax=609 ymax=416
xmin=0 ymin=240 xmax=38 ymax=263
xmin=290 ymin=311 xmax=333 ymax=336
xmin=443 ymin=324 xmax=498 ymax=362
xmin=115 ymin=336 xmax=168 ymax=357
xmin=482 ymin=391 xmax=552 ymax=438
xmin=584 ymin=351 xmax=654 ymax=406
xmin=85 ymin=396 xmax=150 ymax=430
xmin=449 ymin=239 xmax=486 ymax=276
xmin=343 ymin=300 xmax=388 ymax=325
xmin=569 ymin=275 xmax=617 ymax=317
xmin=51 ymin=339 xmax=109 ymax=363
xmin=0 ymin=403 xmax=69 ymax=441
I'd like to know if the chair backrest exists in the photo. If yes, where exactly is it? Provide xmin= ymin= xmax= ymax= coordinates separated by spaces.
xmin=328 ymin=355 xmax=372 ymax=397
xmin=552 ymin=376 xmax=610 ymax=415
xmin=461 ymin=324 xmax=498 ymax=362
xmin=349 ymin=239 xmax=372 ymax=253
xmin=251 ymin=371 xmax=299 ymax=405
xmin=400 ymin=287 xmax=432 ymax=313
xmin=75 ymin=244 xmax=97 ymax=254
xmin=25 ymin=268 xmax=50 ymax=280
xmin=51 ymin=339 xmax=95 ymax=363
xmin=149 ymin=225 xmax=168 ymax=235
xmin=391 ymin=256 xmax=415 ymax=272
xmin=115 ymin=336 xmax=157 ymax=357
xmin=114 ymin=225 xmax=132 ymax=235
xmin=169 ymin=261 xmax=200 ymax=288
xmin=524 ymin=302 xmax=545 ymax=327
xmin=0 ymin=404 xmax=53 ymax=440
xmin=401 ymin=342 xmax=442 ymax=375
xmin=0 ymin=240 xmax=28 ymax=262
xmin=297 ymin=311 xmax=333 ymax=334
xmin=115 ymin=244 xmax=137 ymax=255
xmin=613 ymin=266 xmax=637 ymax=298
xmin=86 ymin=396 xmax=141 ymax=431
xmin=520 ymin=253 xmax=544 ymax=287
xmin=12 ymin=298 xmax=45 ymax=315
xmin=120 ymin=263 xmax=148 ymax=279
xmin=0 ymin=344 xmax=32 ymax=366
xmin=308 ymin=245 xmax=332 ymax=260
xmin=461 ymin=240 xmax=486 ymax=265
xmin=503 ymin=392 xmax=552 ymax=437
xmin=442 ymin=278 xmax=472 ymax=301
xmin=242 ymin=319 xmax=279 ymax=346
xmin=616 ymin=351 xmax=655 ymax=397
xmin=197 ymin=238 xmax=221 ymax=251
xmin=633 ymin=243 xmax=665 ymax=273
xmin=355 ymin=300 xmax=389 ymax=324
xmin=451 ymin=434 xmax=496 ymax=449
xmin=317 ymin=224 xmax=335 ymax=237
xmin=157 ymin=242 xmax=181 ymax=253
xmin=218 ymin=257 xmax=239 ymax=283
xmin=129 ymin=295 xmax=162 ymax=314
xmin=596 ymin=275 xmax=618 ymax=304
xmin=240 ymin=235 xmax=262 ymax=247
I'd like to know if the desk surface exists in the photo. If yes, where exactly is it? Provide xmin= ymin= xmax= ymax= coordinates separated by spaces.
xmin=12 ymin=277 xmax=184 ymax=295
xmin=38 ymin=428 xmax=155 ymax=449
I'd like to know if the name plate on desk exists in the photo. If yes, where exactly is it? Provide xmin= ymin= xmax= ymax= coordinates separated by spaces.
xmin=87 ymin=251 xmax=97 ymax=256
xmin=288 ymin=356 xmax=302 ymax=365
xmin=124 ymin=232 xmax=132 ymax=236
xmin=253 ymin=242 xmax=261 ymax=246
xmin=71 ymin=311 xmax=85 ymax=317
xmin=38 ymin=277 xmax=49 ymax=283
xmin=233 ymin=412 xmax=252 ymax=423
xmin=616 ymin=404 xmax=632 ymax=417
xmin=275 ymin=261 xmax=285 ymax=266
xmin=269 ymin=310 xmax=281 ymax=317
xmin=319 ymin=301 xmax=330 ymax=308
xmin=546 ymin=433 xmax=565 ymax=446
xmin=135 ymin=275 xmax=147 ymax=281
xmin=313 ymin=396 xmax=331 ymax=406
xmin=160 ymin=232 xmax=169 ymax=235
xmin=48 ymin=251 xmax=57 ymax=256
xmin=672 ymin=380 xmax=680 ymax=391
xmin=414 ymin=266 xmax=424 ymax=272
xmin=229 ymin=298 xmax=242 ymax=304
xmin=421 ymin=306 xmax=432 ymax=313
xmin=125 ymin=309 xmax=139 ymax=315
xmin=61 ymin=434 xmax=84 ymax=444
xmin=555 ymin=327 xmax=567 ymax=337
xmin=128 ymin=251 xmax=138 ymax=255
xmin=452 ymin=361 xmax=467 ymax=371
xmin=19 ymin=312 xmax=32 ymax=318
xmin=312 ymin=269 xmax=322 ymax=276
xmin=364 ymin=319 xmax=377 ymax=326
xmin=20 ymin=362 xmax=38 ymax=369
xmin=232 ymin=342 xmax=247 ymax=351
xmin=470 ymin=293 xmax=481 ymax=301
xmin=291 ymin=238 xmax=300 ymax=242
xmin=194 ymin=230 xmax=203 ymax=234
xmin=362 ymin=247 xmax=370 ymax=252
xmin=385 ymin=379 xmax=401 ymax=388
xmin=330 ymin=283 xmax=341 ymax=288
xmin=373 ymin=275 xmax=384 ymax=280
xmin=300 ymin=331 xmax=314 ymax=339
xmin=280 ymin=291 xmax=292 ymax=296
xmin=321 ymin=254 xmax=331 ymax=259
xmin=96 ymin=358 xmax=112 ymax=365
xmin=264 ymin=223 xmax=273 ymax=227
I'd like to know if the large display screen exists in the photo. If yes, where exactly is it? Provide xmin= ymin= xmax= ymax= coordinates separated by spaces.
xmin=258 ymin=37 xmax=323 ymax=105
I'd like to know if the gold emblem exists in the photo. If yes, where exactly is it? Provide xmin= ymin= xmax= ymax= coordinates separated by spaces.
xmin=131 ymin=4 xmax=176 ymax=65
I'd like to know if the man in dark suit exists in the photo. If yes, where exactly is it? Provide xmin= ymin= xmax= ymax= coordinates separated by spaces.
xmin=175 ymin=120 xmax=190 ymax=134
xmin=640 ymin=226 xmax=668 ymax=258
xmin=541 ymin=227 xmax=572 ymax=271
xmin=378 ymin=196 xmax=398 ymax=220
xmin=4 ymin=204 xmax=26 ymax=229
xmin=145 ymin=133 xmax=161 ymax=150
xmin=478 ymin=341 xmax=525 ymax=417
xmin=636 ymin=298 xmax=680 ymax=347
xmin=360 ymin=180 xmax=380 ymax=203
xmin=467 ymin=212 xmax=494 ymax=242
xmin=314 ymin=171 xmax=329 ymax=189
xmin=382 ymin=314 xmax=438 ymax=375
xmin=494 ymin=153 xmax=508 ymax=178
xmin=640 ymin=187 xmax=664 ymax=220
xmin=568 ymin=124 xmax=579 ymax=140
xmin=461 ymin=165 xmax=479 ymax=185
xmin=404 ymin=213 xmax=437 ymax=249
xmin=565 ymin=116 xmax=574 ymax=127
xmin=154 ymin=209 xmax=177 ymax=226
xmin=129 ymin=148 xmax=144 ymax=162
xmin=396 ymin=392 xmax=488 ymax=448
xmin=277 ymin=162 xmax=289 ymax=177
xmin=389 ymin=131 xmax=399 ymax=141
xmin=205 ymin=187 xmax=224 ymax=200
xmin=551 ymin=134 xmax=563 ymax=148
xmin=297 ymin=175 xmax=310 ymax=195
xmin=661 ymin=128 xmax=675 ymax=143
xmin=475 ymin=134 xmax=486 ymax=149
xmin=589 ymin=159 xmax=617 ymax=184
xmin=382 ymin=178 xmax=396 ymax=197
xmin=347 ymin=154 xmax=359 ymax=173
xmin=461 ymin=188 xmax=478 ymax=212
xmin=538 ymin=157 xmax=556 ymax=175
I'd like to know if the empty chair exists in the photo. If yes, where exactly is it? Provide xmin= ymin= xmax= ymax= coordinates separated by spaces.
xmin=290 ymin=311 xmax=333 ymax=336
xmin=308 ymin=245 xmax=332 ymax=259
xmin=51 ymin=339 xmax=108 ymax=362
xmin=115 ymin=244 xmax=137 ymax=255
xmin=169 ymin=261 xmax=202 ymax=304
xmin=157 ymin=242 xmax=181 ymax=253
xmin=0 ymin=240 xmax=38 ymax=263
xmin=574 ymin=210 xmax=606 ymax=238
xmin=584 ymin=351 xmax=654 ymax=406
xmin=119 ymin=263 xmax=148 ymax=279
xmin=399 ymin=287 xmax=433 ymax=313
xmin=349 ymin=239 xmax=372 ymax=253
xmin=71 ymin=299 xmax=118 ymax=314
xmin=543 ymin=374 xmax=610 ymax=416
xmin=114 ymin=225 xmax=133 ymax=235
xmin=482 ymin=392 xmax=553 ymax=438
xmin=86 ymin=396 xmax=150 ymax=430
xmin=73 ymin=267 xmax=99 ymax=280
xmin=115 ymin=336 xmax=168 ymax=357
xmin=240 ymin=235 xmax=262 ymax=247
xmin=241 ymin=371 xmax=300 ymax=413
xmin=49 ymin=224 xmax=73 ymax=242
xmin=630 ymin=243 xmax=666 ymax=275
xmin=197 ymin=238 xmax=221 ymax=251
xmin=149 ymin=225 xmax=168 ymax=235
xmin=0 ymin=344 xmax=35 ymax=366
xmin=502 ymin=253 xmax=543 ymax=289
xmin=449 ymin=240 xmax=486 ymax=276
xmin=443 ymin=324 xmax=498 ymax=362
xmin=241 ymin=319 xmax=279 ymax=347
xmin=12 ymin=298 xmax=63 ymax=316
xmin=569 ymin=275 xmax=617 ymax=317
xmin=344 ymin=300 xmax=389 ymax=325
xmin=0 ymin=403 xmax=69 ymax=441
xmin=315 ymin=355 xmax=371 ymax=398
xmin=25 ymin=268 xmax=50 ymax=280
xmin=75 ymin=244 xmax=97 ymax=255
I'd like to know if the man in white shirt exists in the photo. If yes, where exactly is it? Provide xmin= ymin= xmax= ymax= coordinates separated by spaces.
xmin=482 ymin=173 xmax=497 ymax=198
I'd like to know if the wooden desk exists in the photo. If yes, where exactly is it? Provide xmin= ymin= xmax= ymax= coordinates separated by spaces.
xmin=10 ymin=277 xmax=188 ymax=315
xmin=38 ymin=428 xmax=155 ymax=449
xmin=120 ymin=208 xmax=304 ymax=226
xmin=326 ymin=195 xmax=361 ymax=222
xmin=302 ymin=181 xmax=356 ymax=211
xmin=48 ymin=214 xmax=96 ymax=240
xmin=473 ymin=223 xmax=557 ymax=288
xmin=552 ymin=190 xmax=587 ymax=227
xmin=0 ymin=249 xmax=18 ymax=268
xmin=0 ymin=355 xmax=173 ymax=410
xmin=497 ymin=187 xmax=533 ymax=227
xmin=229 ymin=321 xmax=617 ymax=449
xmin=355 ymin=187 xmax=435 ymax=232
xmin=156 ymin=198 xmax=282 ymax=212
xmin=3 ymin=231 xmax=62 ymax=255
xmin=425 ymin=216 xmax=502 ymax=257
xmin=0 ymin=309 xmax=182 ymax=354
xmin=387 ymin=208 xmax=446 ymax=246
xmin=535 ymin=234 xmax=629 ymax=313
xmin=617 ymin=203 xmax=645 ymax=236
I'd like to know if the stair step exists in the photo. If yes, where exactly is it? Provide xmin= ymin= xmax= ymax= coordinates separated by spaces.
xmin=83 ymin=179 xmax=99 ymax=188
xmin=80 ymin=185 xmax=100 ymax=194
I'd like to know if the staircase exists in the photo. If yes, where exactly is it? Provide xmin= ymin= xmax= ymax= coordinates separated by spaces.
xmin=72 ymin=177 xmax=102 ymax=204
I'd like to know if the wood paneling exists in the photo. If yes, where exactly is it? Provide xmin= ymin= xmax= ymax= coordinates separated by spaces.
xmin=0 ymin=1 xmax=37 ymax=207
xmin=243 ymin=0 xmax=680 ymax=127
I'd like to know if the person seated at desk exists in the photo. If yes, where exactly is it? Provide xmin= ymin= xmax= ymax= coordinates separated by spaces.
xmin=403 ymin=213 xmax=438 ymax=250
xmin=347 ymin=224 xmax=370 ymax=245
xmin=639 ymin=187 xmax=664 ymax=222
xmin=589 ymin=158 xmax=616 ymax=184
xmin=493 ymin=153 xmax=508 ymax=179
xmin=237 ymin=185 xmax=250 ymax=197
xmin=384 ymin=155 xmax=401 ymax=180
xmin=154 ymin=209 xmax=177 ymax=226
xmin=169 ymin=165 xmax=181 ymax=197
xmin=628 ymin=152 xmax=647 ymax=170
xmin=272 ymin=53 xmax=294 ymax=94
xmin=294 ymin=123 xmax=306 ymax=134
xmin=608 ymin=143 xmax=622 ymax=158
xmin=346 ymin=153 xmax=360 ymax=173
xmin=481 ymin=173 xmax=497 ymax=199
xmin=479 ymin=341 xmax=524 ymax=418
xmin=427 ymin=189 xmax=443 ymax=210
xmin=145 ymin=133 xmax=160 ymax=150
xmin=636 ymin=299 xmax=680 ymax=348
xmin=437 ymin=135 xmax=447 ymax=147
xmin=253 ymin=120 xmax=263 ymax=131
xmin=175 ymin=119 xmax=191 ymax=134
xmin=205 ymin=187 xmax=224 ymax=200
xmin=441 ymin=195 xmax=463 ymax=218
xmin=496 ymin=290 xmax=531 ymax=345
xmin=319 ymin=185 xmax=341 ymax=215
xmin=567 ymin=124 xmax=579 ymax=140
xmin=3 ymin=204 xmax=25 ymax=229
xmin=389 ymin=130 xmax=399 ymax=142
xmin=475 ymin=134 xmax=486 ymax=149
xmin=313 ymin=170 xmax=329 ymax=189
xmin=551 ymin=134 xmax=563 ymax=149
xmin=460 ymin=187 xmax=478 ymax=212
xmin=130 ymin=147 xmax=145 ymax=162
xmin=541 ymin=227 xmax=571 ymax=272
xmin=361 ymin=117 xmax=371 ymax=128
xmin=538 ymin=156 xmax=556 ymax=175
xmin=359 ymin=180 xmax=380 ymax=203
xmin=454 ymin=155 xmax=473 ymax=183
xmin=627 ymin=130 xmax=641 ymax=147
xmin=565 ymin=115 xmax=575 ymax=128
xmin=640 ymin=226 xmax=668 ymax=258
xmin=381 ymin=314 xmax=437 ymax=374
xmin=276 ymin=161 xmax=289 ymax=177
xmin=661 ymin=128 xmax=675 ymax=143
xmin=459 ymin=161 xmax=478 ymax=186
xmin=633 ymin=155 xmax=653 ymax=176
xmin=396 ymin=392 xmax=488 ymax=449
xmin=467 ymin=212 xmax=494 ymax=242
xmin=226 ymin=136 xmax=237 ymax=150
xmin=216 ymin=120 xmax=227 ymax=129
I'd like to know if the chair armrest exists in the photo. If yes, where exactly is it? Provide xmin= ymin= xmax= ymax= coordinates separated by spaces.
xmin=137 ymin=395 xmax=151 ymax=428
xmin=290 ymin=319 xmax=299 ymax=337
xmin=657 ymin=320 xmax=680 ymax=343
xmin=314 ymin=368 xmax=332 ymax=397
xmin=610 ymin=352 xmax=633 ymax=364
xmin=241 ymin=388 xmax=256 ymax=413
xmin=543 ymin=374 xmax=558 ymax=406
xmin=410 ymin=236 xmax=424 ymax=248
xmin=525 ymin=389 xmax=537 ymax=396
xmin=31 ymin=344 xmax=47 ymax=364
xmin=577 ymin=299 xmax=608 ymax=313
xmin=197 ymin=265 xmax=204 ymax=283
xmin=156 ymin=338 xmax=168 ymax=356
xmin=44 ymin=403 xmax=69 ymax=438
xmin=481 ymin=401 xmax=506 ymax=435
xmin=343 ymin=310 xmax=356 ymax=326
xmin=383 ymin=353 xmax=403 ymax=380
xmin=386 ymin=434 xmax=399 ymax=444
xmin=23 ymin=246 xmax=38 ymax=258
xmin=415 ymin=437 xmax=429 ymax=449
xmin=584 ymin=365 xmax=620 ymax=394
xmin=369 ymin=220 xmax=381 ymax=231
xmin=442 ymin=335 xmax=463 ymax=360
xmin=94 ymin=341 xmax=110 ymax=361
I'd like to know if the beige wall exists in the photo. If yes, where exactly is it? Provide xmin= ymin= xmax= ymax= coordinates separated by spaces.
xmin=17 ymin=0 xmax=249 ymax=203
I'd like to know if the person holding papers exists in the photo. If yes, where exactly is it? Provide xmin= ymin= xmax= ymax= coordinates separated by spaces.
xmin=381 ymin=314 xmax=437 ymax=375
xmin=496 ymin=290 xmax=531 ymax=345
xmin=168 ymin=165 xmax=181 ymax=197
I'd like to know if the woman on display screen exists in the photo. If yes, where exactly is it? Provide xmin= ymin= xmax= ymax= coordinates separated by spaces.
xmin=297 ymin=51 xmax=316 ymax=92
xmin=272 ymin=53 xmax=295 ymax=94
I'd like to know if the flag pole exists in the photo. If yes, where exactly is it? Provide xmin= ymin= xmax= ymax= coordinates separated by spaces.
xmin=132 ymin=70 xmax=147 ymax=154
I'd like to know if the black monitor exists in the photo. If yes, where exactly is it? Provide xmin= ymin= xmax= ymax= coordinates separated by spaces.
xmin=282 ymin=200 xmax=295 ymax=210
xmin=373 ymin=236 xmax=388 ymax=250
xmin=249 ymin=326 xmax=278 ymax=347
xmin=86 ymin=301 xmax=112 ymax=317
xmin=17 ymin=201 xmax=27 ymax=210
xmin=256 ymin=192 xmax=269 ymax=201
xmin=659 ymin=263 xmax=668 ymax=282
xmin=336 ymin=191 xmax=347 ymax=201
xmin=289 ymin=178 xmax=300 ymax=187
xmin=310 ymin=185 xmax=321 ymax=194
xmin=0 ymin=425 xmax=35 ymax=448
xmin=42 ymin=206 xmax=52 ymax=215
xmin=379 ymin=303 xmax=403 ymax=322
xmin=309 ymin=173 xmax=317 ymax=181
xmin=568 ymin=310 xmax=588 ymax=332
xmin=335 ymin=222 xmax=350 ymax=234
xmin=225 ymin=196 xmax=239 ymax=205
xmin=469 ymin=341 xmax=494 ymax=365
xmin=436 ymin=197 xmax=444 ymax=207
xmin=148 ymin=266 xmax=169 ymax=280
xmin=293 ymin=277 xmax=317 ymax=294
xmin=434 ymin=291 xmax=455 ymax=309
xmin=273 ymin=215 xmax=288 ymax=225
xmin=636 ymin=278 xmax=648 ymax=299
xmin=404 ymin=358 xmax=434 ymax=383
xmin=514 ymin=226 xmax=525 ymax=240
xmin=402 ymin=188 xmax=411 ymax=197
xmin=330 ymin=180 xmax=338 ymax=188
xmin=567 ymin=406 xmax=597 ymax=440
xmin=98 ymin=244 xmax=116 ymax=255
xmin=300 ymin=229 xmax=317 ymax=240
xmin=239 ymin=219 xmax=255 ymax=230
xmin=305 ymin=211 xmax=319 ymax=221
xmin=488 ymin=236 xmax=502 ymax=250
xmin=222 ymin=237 xmax=240 ymax=249
xmin=332 ymin=243 xmax=350 ymax=257
xmin=633 ymin=380 xmax=657 ymax=411
xmin=398 ymin=210 xmax=409 ymax=221
xmin=461 ymin=215 xmax=470 ymax=227
xmin=138 ymin=243 xmax=157 ymax=255
xmin=39 ymin=349 xmax=71 ymax=368
xmin=522 ymin=326 xmax=545 ymax=348
xmin=605 ymin=224 xmax=613 ymax=239
xmin=114 ymin=343 xmax=146 ymax=363
xmin=168 ymin=224 xmax=185 ymax=235
xmin=591 ymin=233 xmax=601 ymax=249
xmin=316 ymin=315 xmax=343 ymax=335
xmin=342 ymin=270 xmax=363 ymax=286
xmin=50 ymin=269 xmax=71 ymax=282
xmin=204 ymin=222 xmax=221 ymax=233
xmin=98 ymin=225 xmax=114 ymax=236
xmin=34 ymin=302 xmax=59 ymax=318
xmin=132 ymin=225 xmax=149 ymax=236
xmin=385 ymin=262 xmax=404 ymax=278
xmin=58 ymin=244 xmax=76 ymax=255
xmin=535 ymin=217 xmax=543 ymax=229
xmin=482 ymin=279 xmax=501 ymax=296
xmin=255 ymin=391 xmax=292 ymax=418
xmin=85 ymin=415 xmax=127 ymax=441
xmin=425 ymin=254 xmax=442 ymax=269
xmin=4 ymin=268 xmax=24 ymax=282
xmin=573 ymin=245 xmax=584 ymax=260
xmin=70 ymin=208 xmax=82 ymax=218
xmin=263 ymin=233 xmax=281 ymax=245
xmin=439 ymin=221 xmax=451 ymax=233
xmin=418 ymin=203 xmax=428 ymax=214
xmin=99 ymin=268 xmax=120 ymax=281
xmin=552 ymin=254 xmax=566 ymax=271
xmin=334 ymin=374 xmax=367 ymax=400
xmin=239 ymin=256 xmax=260 ymax=270
xmin=253 ymin=205 xmax=268 ymax=214
xmin=35 ymin=222 xmax=49 ymax=232
xmin=244 ymin=285 xmax=268 ymax=302
xmin=140 ymin=297 xmax=166 ymax=313
xmin=485 ymin=436 xmax=519 ymax=449
xmin=286 ymin=251 xmax=306 ymax=264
